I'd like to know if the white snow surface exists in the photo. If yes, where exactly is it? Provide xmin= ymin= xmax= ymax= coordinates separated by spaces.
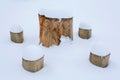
xmin=10 ymin=25 xmax=23 ymax=33
xmin=0 ymin=0 xmax=120 ymax=80
xmin=90 ymin=44 xmax=110 ymax=56
xmin=79 ymin=23 xmax=91 ymax=29
xmin=22 ymin=45 xmax=44 ymax=61
xmin=39 ymin=9 xmax=73 ymax=18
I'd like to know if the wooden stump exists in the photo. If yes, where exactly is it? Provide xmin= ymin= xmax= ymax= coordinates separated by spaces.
xmin=22 ymin=56 xmax=44 ymax=72
xmin=22 ymin=45 xmax=44 ymax=72
xmin=78 ymin=28 xmax=91 ymax=39
xmin=89 ymin=53 xmax=110 ymax=68
xmin=38 ymin=14 xmax=73 ymax=47
xmin=10 ymin=31 xmax=24 ymax=43
xmin=10 ymin=26 xmax=24 ymax=43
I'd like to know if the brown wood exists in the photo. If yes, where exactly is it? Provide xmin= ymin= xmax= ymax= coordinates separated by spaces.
xmin=38 ymin=14 xmax=73 ymax=47
xmin=78 ymin=28 xmax=91 ymax=39
xmin=60 ymin=18 xmax=73 ymax=40
xmin=10 ymin=31 xmax=24 ymax=43
xmin=22 ymin=57 xmax=44 ymax=72
xmin=89 ymin=52 xmax=110 ymax=68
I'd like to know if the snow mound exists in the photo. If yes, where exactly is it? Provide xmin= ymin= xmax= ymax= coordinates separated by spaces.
xmin=10 ymin=25 xmax=23 ymax=33
xmin=22 ymin=45 xmax=44 ymax=61
xmin=79 ymin=23 xmax=92 ymax=29
xmin=38 ymin=9 xmax=73 ymax=19
xmin=90 ymin=44 xmax=110 ymax=56
xmin=60 ymin=36 xmax=72 ymax=42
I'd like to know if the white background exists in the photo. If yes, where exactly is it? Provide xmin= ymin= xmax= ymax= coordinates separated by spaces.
xmin=0 ymin=0 xmax=120 ymax=80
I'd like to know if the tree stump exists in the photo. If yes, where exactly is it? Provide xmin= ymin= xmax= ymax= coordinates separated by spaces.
xmin=89 ymin=44 xmax=110 ymax=68
xmin=78 ymin=23 xmax=92 ymax=39
xmin=38 ymin=14 xmax=73 ymax=47
xmin=22 ymin=45 xmax=44 ymax=72
xmin=10 ymin=26 xmax=24 ymax=43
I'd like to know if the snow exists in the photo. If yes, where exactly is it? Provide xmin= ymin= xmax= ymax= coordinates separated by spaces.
xmin=90 ymin=44 xmax=110 ymax=56
xmin=79 ymin=23 xmax=91 ymax=29
xmin=0 ymin=0 xmax=120 ymax=80
xmin=22 ymin=45 xmax=44 ymax=61
xmin=60 ymin=36 xmax=72 ymax=42
xmin=10 ymin=25 xmax=23 ymax=33
xmin=38 ymin=9 xmax=73 ymax=19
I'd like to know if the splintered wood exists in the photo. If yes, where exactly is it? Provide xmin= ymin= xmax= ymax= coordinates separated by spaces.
xmin=38 ymin=14 xmax=73 ymax=47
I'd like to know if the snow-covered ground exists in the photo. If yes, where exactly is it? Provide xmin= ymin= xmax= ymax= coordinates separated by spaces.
xmin=0 ymin=0 xmax=120 ymax=80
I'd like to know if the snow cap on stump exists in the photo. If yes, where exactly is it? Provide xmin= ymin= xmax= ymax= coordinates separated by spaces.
xmin=38 ymin=9 xmax=73 ymax=19
xmin=10 ymin=25 xmax=23 ymax=33
xmin=10 ymin=25 xmax=24 ymax=43
xmin=23 ymin=45 xmax=44 ymax=61
xmin=22 ymin=45 xmax=45 ymax=72
xmin=79 ymin=23 xmax=92 ymax=29
xmin=90 ymin=43 xmax=110 ymax=56
xmin=89 ymin=43 xmax=111 ymax=68
xmin=78 ymin=23 xmax=92 ymax=39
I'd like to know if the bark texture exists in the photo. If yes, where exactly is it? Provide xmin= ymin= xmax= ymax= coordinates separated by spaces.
xmin=78 ymin=28 xmax=91 ymax=39
xmin=22 ymin=57 xmax=44 ymax=72
xmin=89 ymin=53 xmax=110 ymax=68
xmin=10 ymin=32 xmax=24 ymax=43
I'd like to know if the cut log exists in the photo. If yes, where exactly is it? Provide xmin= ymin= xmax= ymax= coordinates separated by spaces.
xmin=89 ymin=53 xmax=110 ymax=68
xmin=39 ymin=14 xmax=61 ymax=47
xmin=22 ymin=57 xmax=44 ymax=72
xmin=78 ymin=23 xmax=92 ymax=39
xmin=10 ymin=32 xmax=24 ymax=43
xmin=10 ymin=26 xmax=24 ymax=43
xmin=89 ymin=44 xmax=110 ymax=68
xmin=22 ymin=45 xmax=44 ymax=72
xmin=78 ymin=28 xmax=91 ymax=39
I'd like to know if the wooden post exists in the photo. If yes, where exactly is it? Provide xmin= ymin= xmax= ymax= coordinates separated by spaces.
xmin=22 ymin=45 xmax=44 ymax=72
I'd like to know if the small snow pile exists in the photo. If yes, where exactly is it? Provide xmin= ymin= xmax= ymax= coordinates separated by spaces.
xmin=60 ymin=36 xmax=72 ymax=43
xmin=38 ymin=9 xmax=73 ymax=19
xmin=22 ymin=45 xmax=44 ymax=61
xmin=90 ymin=43 xmax=110 ymax=56
xmin=79 ymin=23 xmax=91 ymax=29
xmin=10 ymin=25 xmax=23 ymax=33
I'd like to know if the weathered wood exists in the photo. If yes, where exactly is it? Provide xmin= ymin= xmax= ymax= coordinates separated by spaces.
xmin=60 ymin=18 xmax=73 ymax=40
xmin=22 ymin=57 xmax=44 ymax=72
xmin=38 ymin=14 xmax=73 ymax=47
xmin=10 ymin=31 xmax=24 ymax=43
xmin=89 ymin=52 xmax=110 ymax=68
xmin=78 ymin=28 xmax=91 ymax=39
xmin=39 ymin=14 xmax=61 ymax=47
